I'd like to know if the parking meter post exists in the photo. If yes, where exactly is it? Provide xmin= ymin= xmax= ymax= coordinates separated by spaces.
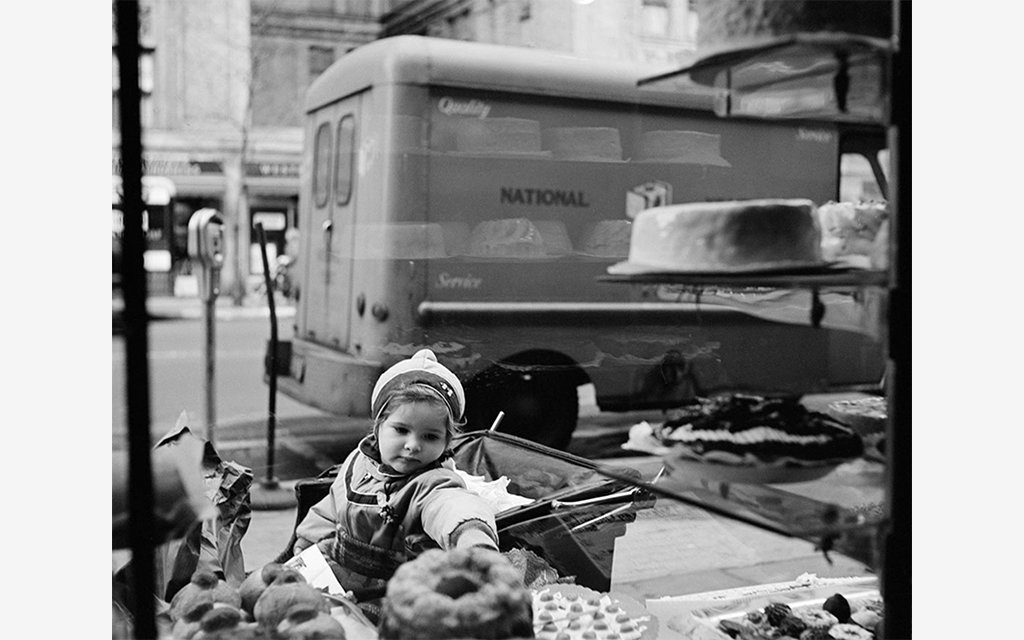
xmin=256 ymin=223 xmax=279 ymax=489
xmin=188 ymin=209 xmax=225 ymax=444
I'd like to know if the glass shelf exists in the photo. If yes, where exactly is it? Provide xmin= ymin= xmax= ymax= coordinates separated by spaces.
xmin=598 ymin=267 xmax=889 ymax=289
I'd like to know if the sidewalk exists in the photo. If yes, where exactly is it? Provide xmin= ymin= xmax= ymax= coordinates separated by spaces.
xmin=113 ymin=292 xmax=296 ymax=322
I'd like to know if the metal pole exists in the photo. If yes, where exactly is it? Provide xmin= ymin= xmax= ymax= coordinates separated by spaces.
xmin=255 ymin=223 xmax=279 ymax=488
xmin=204 ymin=295 xmax=217 ymax=444
xmin=115 ymin=1 xmax=157 ymax=637
xmin=882 ymin=1 xmax=911 ymax=638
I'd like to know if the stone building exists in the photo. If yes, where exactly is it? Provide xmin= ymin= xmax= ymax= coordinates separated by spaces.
xmin=112 ymin=0 xmax=698 ymax=297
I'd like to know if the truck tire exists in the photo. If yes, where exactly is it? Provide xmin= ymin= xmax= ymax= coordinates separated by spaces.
xmin=466 ymin=368 xmax=579 ymax=451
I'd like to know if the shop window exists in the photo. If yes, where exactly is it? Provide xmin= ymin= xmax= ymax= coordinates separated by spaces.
xmin=314 ymin=122 xmax=332 ymax=207
xmin=641 ymin=0 xmax=670 ymax=37
xmin=309 ymin=45 xmax=335 ymax=81
xmin=335 ymin=115 xmax=356 ymax=205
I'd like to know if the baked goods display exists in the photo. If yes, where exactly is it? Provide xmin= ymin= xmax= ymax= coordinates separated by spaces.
xmin=612 ymin=199 xmax=823 ymax=273
xmin=275 ymin=603 xmax=347 ymax=639
xmin=710 ymin=594 xmax=884 ymax=639
xmin=827 ymin=396 xmax=887 ymax=463
xmin=579 ymin=219 xmax=632 ymax=258
xmin=662 ymin=394 xmax=864 ymax=466
xmin=253 ymin=570 xmax=332 ymax=635
xmin=454 ymin=117 xmax=550 ymax=157
xmin=625 ymin=394 xmax=864 ymax=476
xmin=532 ymin=584 xmax=657 ymax=640
xmin=826 ymin=397 xmax=886 ymax=438
xmin=543 ymin=126 xmax=623 ymax=161
xmin=635 ymin=130 xmax=731 ymax=166
xmin=379 ymin=547 xmax=534 ymax=640
xmin=468 ymin=218 xmax=549 ymax=258
xmin=169 ymin=571 xmax=244 ymax=623
xmin=817 ymin=201 xmax=889 ymax=268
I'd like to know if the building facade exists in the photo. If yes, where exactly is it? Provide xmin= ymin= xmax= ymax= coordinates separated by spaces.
xmin=113 ymin=0 xmax=697 ymax=297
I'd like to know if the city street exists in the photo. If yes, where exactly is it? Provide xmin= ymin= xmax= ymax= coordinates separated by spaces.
xmin=112 ymin=299 xmax=662 ymax=481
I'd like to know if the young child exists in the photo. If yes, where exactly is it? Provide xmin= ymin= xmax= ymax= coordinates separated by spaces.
xmin=291 ymin=349 xmax=499 ymax=599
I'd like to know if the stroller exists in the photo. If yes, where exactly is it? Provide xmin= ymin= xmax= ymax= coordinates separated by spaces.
xmin=274 ymin=430 xmax=654 ymax=598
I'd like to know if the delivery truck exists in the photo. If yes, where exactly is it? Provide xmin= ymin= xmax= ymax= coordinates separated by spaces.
xmin=270 ymin=35 xmax=886 ymax=449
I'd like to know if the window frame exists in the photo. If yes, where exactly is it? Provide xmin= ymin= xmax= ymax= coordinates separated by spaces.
xmin=335 ymin=114 xmax=356 ymax=206
xmin=313 ymin=121 xmax=333 ymax=208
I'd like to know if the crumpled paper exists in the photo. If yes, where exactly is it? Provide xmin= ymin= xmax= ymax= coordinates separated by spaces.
xmin=454 ymin=469 xmax=534 ymax=514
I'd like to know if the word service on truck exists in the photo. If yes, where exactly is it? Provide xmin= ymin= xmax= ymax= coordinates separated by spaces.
xmin=270 ymin=35 xmax=886 ymax=450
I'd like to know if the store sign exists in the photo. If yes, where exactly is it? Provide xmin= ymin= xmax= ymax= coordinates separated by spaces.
xmin=112 ymin=153 xmax=223 ymax=177
xmin=246 ymin=162 xmax=300 ymax=178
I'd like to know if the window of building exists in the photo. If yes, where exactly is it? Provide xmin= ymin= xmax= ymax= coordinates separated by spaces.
xmin=641 ymin=0 xmax=670 ymax=37
xmin=309 ymin=45 xmax=335 ymax=81
xmin=314 ymin=122 xmax=333 ymax=207
xmin=335 ymin=115 xmax=356 ymax=205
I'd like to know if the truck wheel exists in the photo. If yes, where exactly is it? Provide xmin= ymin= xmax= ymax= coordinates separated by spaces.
xmin=467 ymin=369 xmax=578 ymax=451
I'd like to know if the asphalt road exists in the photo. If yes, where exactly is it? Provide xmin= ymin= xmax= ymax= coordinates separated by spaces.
xmin=112 ymin=313 xmax=664 ymax=481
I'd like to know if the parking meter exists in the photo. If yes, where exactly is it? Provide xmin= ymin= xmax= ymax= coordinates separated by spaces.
xmin=187 ymin=208 xmax=224 ymax=442
xmin=187 ymin=208 xmax=225 ymax=301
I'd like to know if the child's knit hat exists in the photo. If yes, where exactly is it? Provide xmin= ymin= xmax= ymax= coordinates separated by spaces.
xmin=371 ymin=349 xmax=465 ymax=421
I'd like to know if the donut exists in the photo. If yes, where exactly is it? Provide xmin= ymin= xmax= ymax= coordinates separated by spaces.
xmin=797 ymin=609 xmax=839 ymax=629
xmin=379 ymin=548 xmax=533 ymax=640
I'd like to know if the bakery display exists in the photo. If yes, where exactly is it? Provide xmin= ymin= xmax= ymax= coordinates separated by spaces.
xmin=827 ymin=395 xmax=887 ymax=464
xmin=239 ymin=563 xmax=287 ymax=618
xmin=455 ymin=117 xmax=548 ymax=156
xmin=253 ymin=571 xmax=331 ymax=635
xmin=532 ymin=584 xmax=657 ymax=640
xmin=710 ymin=594 xmax=883 ymax=640
xmin=169 ymin=571 xmax=243 ymax=623
xmin=275 ymin=603 xmax=347 ymax=639
xmin=579 ymin=219 xmax=632 ymax=258
xmin=543 ymin=126 xmax=623 ymax=161
xmin=191 ymin=606 xmax=261 ymax=640
xmin=635 ymin=130 xmax=731 ymax=166
xmin=817 ymin=200 xmax=889 ymax=268
xmin=468 ymin=218 xmax=549 ymax=258
xmin=826 ymin=397 xmax=886 ymax=437
xmin=613 ymin=199 xmax=823 ymax=273
xmin=379 ymin=547 xmax=534 ymax=640
xmin=638 ymin=394 xmax=864 ymax=470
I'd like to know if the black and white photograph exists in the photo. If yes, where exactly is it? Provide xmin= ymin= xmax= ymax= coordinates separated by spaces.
xmin=20 ymin=0 xmax=980 ymax=636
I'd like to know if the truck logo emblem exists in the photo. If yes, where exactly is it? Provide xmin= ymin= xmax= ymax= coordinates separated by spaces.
xmin=500 ymin=187 xmax=590 ymax=208
xmin=437 ymin=272 xmax=483 ymax=289
xmin=438 ymin=97 xmax=491 ymax=119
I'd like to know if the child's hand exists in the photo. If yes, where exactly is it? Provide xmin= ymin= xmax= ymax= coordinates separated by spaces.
xmin=292 ymin=538 xmax=312 ymax=556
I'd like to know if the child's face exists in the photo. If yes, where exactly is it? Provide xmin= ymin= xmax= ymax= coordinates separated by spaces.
xmin=377 ymin=401 xmax=450 ymax=474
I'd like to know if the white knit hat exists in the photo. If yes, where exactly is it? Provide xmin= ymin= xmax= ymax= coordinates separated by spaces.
xmin=371 ymin=349 xmax=465 ymax=421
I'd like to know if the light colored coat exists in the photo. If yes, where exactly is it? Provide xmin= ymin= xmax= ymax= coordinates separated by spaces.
xmin=293 ymin=437 xmax=498 ymax=592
